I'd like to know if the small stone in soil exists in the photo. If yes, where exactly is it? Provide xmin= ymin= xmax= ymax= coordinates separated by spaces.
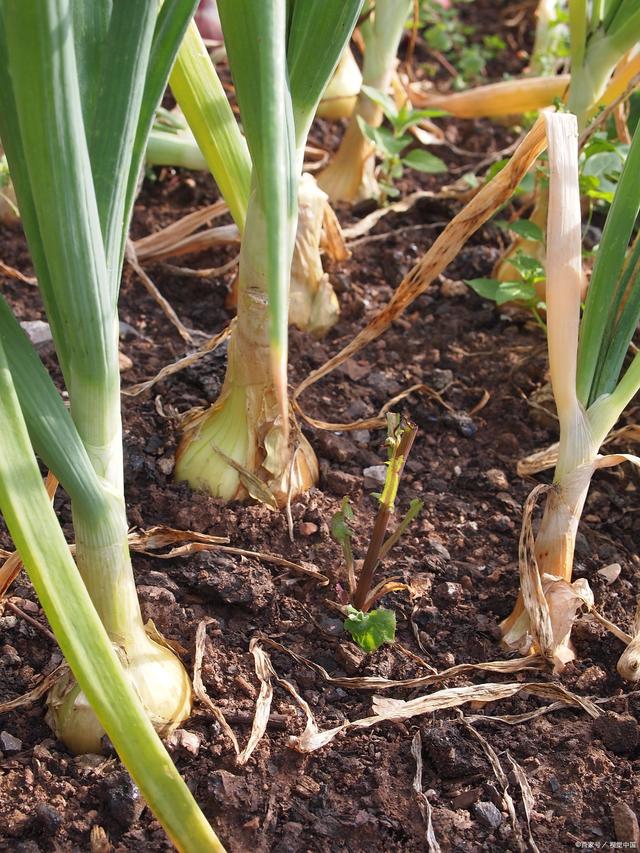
xmin=295 ymin=776 xmax=321 ymax=798
xmin=334 ymin=642 xmax=366 ymax=674
xmin=144 ymin=434 xmax=164 ymax=454
xmin=315 ymin=432 xmax=356 ymax=463
xmin=592 ymin=712 xmax=640 ymax=755
xmin=451 ymin=412 xmax=477 ymax=438
xmin=575 ymin=665 xmax=607 ymax=691
xmin=352 ymin=429 xmax=370 ymax=447
xmin=491 ymin=514 xmax=513 ymax=533
xmin=427 ymin=539 xmax=451 ymax=561
xmin=297 ymin=521 xmax=318 ymax=537
xmin=33 ymin=802 xmax=62 ymax=833
xmin=431 ymin=368 xmax=453 ymax=390
xmin=422 ymin=725 xmax=486 ymax=778
xmin=325 ymin=469 xmax=360 ymax=496
xmin=612 ymin=800 xmax=640 ymax=845
xmin=315 ymin=614 xmax=344 ymax=636
xmin=485 ymin=468 xmax=509 ymax=490
xmin=473 ymin=801 xmax=502 ymax=829
xmin=1 ymin=644 xmax=21 ymax=666
xmin=191 ymin=552 xmax=275 ymax=612
xmin=20 ymin=320 xmax=53 ymax=351
xmin=104 ymin=773 xmax=146 ymax=827
xmin=597 ymin=563 xmax=621 ymax=584
xmin=0 ymin=731 xmax=22 ymax=754
xmin=450 ymin=788 xmax=481 ymax=810
xmin=119 ymin=320 xmax=143 ymax=339
xmin=433 ymin=581 xmax=464 ymax=607
xmin=168 ymin=729 xmax=201 ymax=757
xmin=344 ymin=398 xmax=368 ymax=419
xmin=575 ymin=531 xmax=590 ymax=557
xmin=367 ymin=370 xmax=401 ymax=396
xmin=440 ymin=278 xmax=468 ymax=298
xmin=156 ymin=454 xmax=175 ymax=476
xmin=363 ymin=465 xmax=386 ymax=490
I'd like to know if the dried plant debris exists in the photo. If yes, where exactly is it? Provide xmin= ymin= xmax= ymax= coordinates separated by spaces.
xmin=0 ymin=664 xmax=68 ymax=715
xmin=123 ymin=325 xmax=232 ymax=397
xmin=411 ymin=731 xmax=442 ymax=853
xmin=261 ymin=636 xmax=542 ymax=691
xmin=458 ymin=714 xmax=526 ymax=852
xmin=129 ymin=525 xmax=328 ymax=584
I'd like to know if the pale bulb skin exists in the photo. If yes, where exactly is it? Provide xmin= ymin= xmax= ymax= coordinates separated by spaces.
xmin=618 ymin=637 xmax=640 ymax=682
xmin=47 ymin=632 xmax=192 ymax=755
xmin=316 ymin=47 xmax=362 ymax=121
xmin=289 ymin=174 xmax=339 ymax=338
xmin=175 ymin=357 xmax=319 ymax=508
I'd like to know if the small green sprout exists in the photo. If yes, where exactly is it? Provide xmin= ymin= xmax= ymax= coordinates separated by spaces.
xmin=343 ymin=606 xmax=396 ymax=653
xmin=331 ymin=415 xmax=422 ymax=653
xmin=467 ymin=248 xmax=547 ymax=330
xmin=357 ymin=85 xmax=446 ymax=199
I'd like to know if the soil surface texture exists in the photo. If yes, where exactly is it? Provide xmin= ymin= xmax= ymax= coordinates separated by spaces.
xmin=1 ymin=3 xmax=639 ymax=851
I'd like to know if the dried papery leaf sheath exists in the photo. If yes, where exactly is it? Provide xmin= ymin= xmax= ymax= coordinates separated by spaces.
xmin=289 ymin=174 xmax=340 ymax=337
xmin=502 ymin=111 xmax=640 ymax=674
xmin=410 ymin=75 xmax=570 ymax=119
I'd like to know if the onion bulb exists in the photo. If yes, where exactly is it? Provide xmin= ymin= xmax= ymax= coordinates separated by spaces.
xmin=316 ymin=47 xmax=362 ymax=121
xmin=47 ymin=625 xmax=192 ymax=755
xmin=175 ymin=331 xmax=318 ymax=507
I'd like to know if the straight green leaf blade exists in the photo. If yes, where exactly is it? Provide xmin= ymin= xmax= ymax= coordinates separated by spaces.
xmin=0 ymin=297 xmax=105 ymax=515
xmin=218 ymin=0 xmax=297 ymax=414
xmin=84 ymin=3 xmax=157 ymax=297
xmin=1 ymin=1 xmax=116 ymax=426
xmin=124 ymin=0 xmax=200 ymax=272
xmin=577 ymin=120 xmax=640 ymax=405
xmin=170 ymin=20 xmax=251 ymax=229
xmin=287 ymin=0 xmax=364 ymax=150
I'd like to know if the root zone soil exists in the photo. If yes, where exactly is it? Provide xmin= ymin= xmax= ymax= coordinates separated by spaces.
xmin=1 ymin=7 xmax=640 ymax=853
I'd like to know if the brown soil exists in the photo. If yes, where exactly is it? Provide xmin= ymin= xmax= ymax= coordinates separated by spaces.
xmin=1 ymin=4 xmax=640 ymax=852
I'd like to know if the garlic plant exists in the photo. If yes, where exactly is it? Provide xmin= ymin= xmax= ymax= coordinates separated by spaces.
xmin=319 ymin=0 xmax=413 ymax=204
xmin=501 ymin=110 xmax=640 ymax=675
xmin=163 ymin=26 xmax=345 ymax=339
xmin=0 ymin=1 xmax=224 ymax=848
xmin=568 ymin=0 xmax=640 ymax=127
xmin=172 ymin=1 xmax=364 ymax=506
